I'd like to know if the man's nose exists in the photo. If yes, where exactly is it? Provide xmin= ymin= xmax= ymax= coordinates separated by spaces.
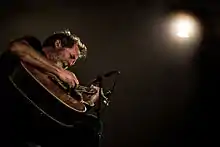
xmin=69 ymin=59 xmax=76 ymax=66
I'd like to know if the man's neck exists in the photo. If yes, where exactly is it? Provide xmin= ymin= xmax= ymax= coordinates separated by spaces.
xmin=42 ymin=47 xmax=53 ymax=59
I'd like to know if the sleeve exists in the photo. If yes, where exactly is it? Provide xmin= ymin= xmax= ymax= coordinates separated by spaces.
xmin=0 ymin=50 xmax=19 ymax=76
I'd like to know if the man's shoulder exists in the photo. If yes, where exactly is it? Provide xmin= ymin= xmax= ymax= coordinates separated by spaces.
xmin=11 ymin=35 xmax=42 ymax=52
xmin=0 ymin=35 xmax=42 ymax=73
xmin=0 ymin=35 xmax=42 ymax=60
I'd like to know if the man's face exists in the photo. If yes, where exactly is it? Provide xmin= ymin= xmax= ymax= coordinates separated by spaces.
xmin=56 ymin=43 xmax=80 ymax=68
xmin=45 ymin=40 xmax=80 ymax=68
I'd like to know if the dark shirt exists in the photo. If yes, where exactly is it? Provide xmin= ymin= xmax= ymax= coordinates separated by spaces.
xmin=0 ymin=36 xmax=102 ymax=147
xmin=0 ymin=36 xmax=42 ymax=104
xmin=0 ymin=36 xmax=45 ymax=146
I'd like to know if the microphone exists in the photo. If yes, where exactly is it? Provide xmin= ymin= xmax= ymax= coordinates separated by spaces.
xmin=103 ymin=70 xmax=121 ymax=77
xmin=88 ymin=70 xmax=120 ymax=85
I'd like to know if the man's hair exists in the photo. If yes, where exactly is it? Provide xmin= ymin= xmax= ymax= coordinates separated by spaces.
xmin=42 ymin=33 xmax=75 ymax=48
xmin=42 ymin=30 xmax=87 ymax=60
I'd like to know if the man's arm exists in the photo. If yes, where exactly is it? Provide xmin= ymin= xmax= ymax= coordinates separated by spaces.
xmin=8 ymin=39 xmax=78 ymax=87
xmin=9 ymin=40 xmax=62 ymax=75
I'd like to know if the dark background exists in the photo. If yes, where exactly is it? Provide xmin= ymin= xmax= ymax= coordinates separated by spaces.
xmin=0 ymin=0 xmax=218 ymax=146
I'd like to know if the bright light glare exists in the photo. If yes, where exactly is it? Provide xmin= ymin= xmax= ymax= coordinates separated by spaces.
xmin=175 ymin=20 xmax=191 ymax=38
xmin=160 ymin=11 xmax=203 ymax=56
xmin=173 ymin=16 xmax=194 ymax=38
xmin=167 ymin=12 xmax=201 ymax=40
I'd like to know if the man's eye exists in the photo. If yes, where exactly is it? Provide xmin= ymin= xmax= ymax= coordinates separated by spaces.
xmin=70 ymin=54 xmax=75 ymax=59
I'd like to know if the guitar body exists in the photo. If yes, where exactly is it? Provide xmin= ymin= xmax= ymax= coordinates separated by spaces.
xmin=9 ymin=61 xmax=94 ymax=127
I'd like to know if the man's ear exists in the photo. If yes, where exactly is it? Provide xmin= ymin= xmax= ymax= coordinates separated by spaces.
xmin=54 ymin=40 xmax=62 ymax=49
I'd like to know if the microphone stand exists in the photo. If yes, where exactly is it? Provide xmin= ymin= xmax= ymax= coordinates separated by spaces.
xmin=95 ymin=75 xmax=103 ymax=119
xmin=87 ymin=70 xmax=120 ymax=119
xmin=93 ymin=72 xmax=120 ymax=147
xmin=95 ymin=72 xmax=120 ymax=119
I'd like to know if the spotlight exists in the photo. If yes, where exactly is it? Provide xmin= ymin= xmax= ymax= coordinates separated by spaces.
xmin=167 ymin=11 xmax=202 ymax=41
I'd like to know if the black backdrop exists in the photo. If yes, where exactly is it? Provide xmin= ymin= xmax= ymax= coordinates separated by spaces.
xmin=0 ymin=0 xmax=218 ymax=146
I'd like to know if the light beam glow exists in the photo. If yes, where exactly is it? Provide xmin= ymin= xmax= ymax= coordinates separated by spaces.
xmin=175 ymin=20 xmax=191 ymax=38
xmin=167 ymin=12 xmax=202 ymax=41
xmin=173 ymin=15 xmax=194 ymax=38
xmin=160 ymin=11 xmax=203 ymax=55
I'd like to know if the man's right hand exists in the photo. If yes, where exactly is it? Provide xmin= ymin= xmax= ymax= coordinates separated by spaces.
xmin=56 ymin=68 xmax=79 ymax=88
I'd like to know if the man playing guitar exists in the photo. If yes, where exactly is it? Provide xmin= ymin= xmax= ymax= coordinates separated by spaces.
xmin=0 ymin=29 xmax=102 ymax=147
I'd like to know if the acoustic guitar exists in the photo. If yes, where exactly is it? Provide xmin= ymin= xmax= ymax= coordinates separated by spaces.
xmin=8 ymin=61 xmax=100 ymax=127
